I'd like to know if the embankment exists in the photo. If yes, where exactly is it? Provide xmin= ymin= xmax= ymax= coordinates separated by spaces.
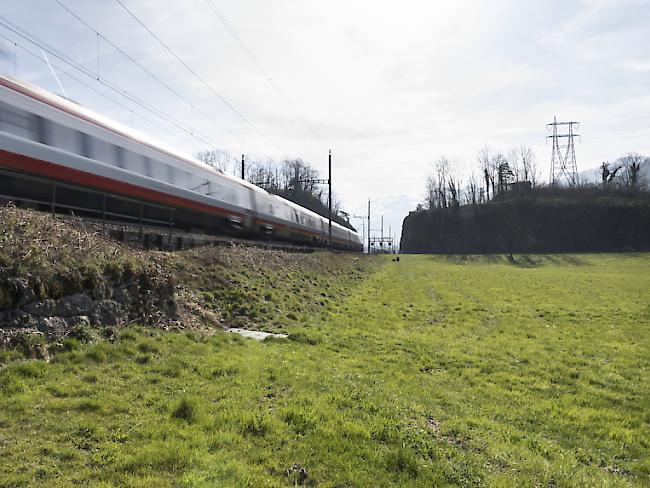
xmin=401 ymin=192 xmax=650 ymax=253
xmin=0 ymin=205 xmax=373 ymax=357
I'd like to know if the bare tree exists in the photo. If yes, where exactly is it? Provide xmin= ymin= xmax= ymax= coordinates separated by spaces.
xmin=196 ymin=149 xmax=232 ymax=173
xmin=477 ymin=146 xmax=494 ymax=200
xmin=424 ymin=156 xmax=454 ymax=209
xmin=492 ymin=153 xmax=511 ymax=193
xmin=508 ymin=148 xmax=520 ymax=182
xmin=447 ymin=163 xmax=462 ymax=207
xmin=425 ymin=174 xmax=437 ymax=210
xmin=600 ymin=162 xmax=610 ymax=187
xmin=621 ymin=152 xmax=647 ymax=190
xmin=518 ymin=146 xmax=538 ymax=186
xmin=280 ymin=158 xmax=319 ymax=192
xmin=436 ymin=157 xmax=451 ymax=208
xmin=601 ymin=161 xmax=623 ymax=187
xmin=466 ymin=172 xmax=480 ymax=205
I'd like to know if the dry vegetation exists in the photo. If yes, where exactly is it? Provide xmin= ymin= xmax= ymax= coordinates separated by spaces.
xmin=0 ymin=205 xmax=374 ymax=353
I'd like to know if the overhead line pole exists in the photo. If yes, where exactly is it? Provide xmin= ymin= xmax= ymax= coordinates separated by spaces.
xmin=368 ymin=199 xmax=371 ymax=254
xmin=328 ymin=149 xmax=332 ymax=249
xmin=241 ymin=154 xmax=245 ymax=180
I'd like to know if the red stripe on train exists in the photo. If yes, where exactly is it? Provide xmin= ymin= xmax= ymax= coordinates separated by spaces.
xmin=0 ymin=149 xmax=244 ymax=218
xmin=0 ymin=149 xmax=331 ymax=240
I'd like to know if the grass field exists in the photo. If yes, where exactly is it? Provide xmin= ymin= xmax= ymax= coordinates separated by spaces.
xmin=1 ymin=253 xmax=649 ymax=486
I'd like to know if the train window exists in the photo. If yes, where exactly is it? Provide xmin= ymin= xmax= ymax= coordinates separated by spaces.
xmin=48 ymin=121 xmax=78 ymax=153
xmin=0 ymin=101 xmax=35 ymax=140
xmin=176 ymin=170 xmax=192 ymax=188
xmin=165 ymin=164 xmax=176 ymax=184
xmin=185 ymin=173 xmax=203 ymax=190
xmin=34 ymin=116 xmax=48 ymax=144
xmin=143 ymin=157 xmax=153 ymax=177
xmin=91 ymin=137 xmax=116 ymax=165
xmin=146 ymin=159 xmax=167 ymax=180
xmin=114 ymin=146 xmax=126 ymax=168
xmin=124 ymin=150 xmax=147 ymax=175
xmin=79 ymin=132 xmax=91 ymax=158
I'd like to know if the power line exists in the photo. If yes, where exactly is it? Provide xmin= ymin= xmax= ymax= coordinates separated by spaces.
xmin=0 ymin=33 xmax=205 ymax=152
xmin=52 ymin=0 xmax=246 ymax=149
xmin=113 ymin=0 xmax=282 ymax=152
xmin=203 ymin=0 xmax=323 ymax=142
xmin=0 ymin=16 xmax=227 ymax=155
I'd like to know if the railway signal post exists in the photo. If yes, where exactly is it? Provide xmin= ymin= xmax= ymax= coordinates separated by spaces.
xmin=241 ymin=154 xmax=245 ymax=180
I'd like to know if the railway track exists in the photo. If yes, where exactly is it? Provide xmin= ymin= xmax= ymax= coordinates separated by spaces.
xmin=53 ymin=211 xmax=324 ymax=253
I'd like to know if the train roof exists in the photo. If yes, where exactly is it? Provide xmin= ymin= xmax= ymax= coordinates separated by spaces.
xmin=273 ymin=195 xmax=358 ymax=234
xmin=0 ymin=74 xmax=269 ymax=196
xmin=0 ymin=74 xmax=359 ymax=238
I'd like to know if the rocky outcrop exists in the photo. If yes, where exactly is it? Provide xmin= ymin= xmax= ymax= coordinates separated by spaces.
xmin=401 ymin=195 xmax=650 ymax=254
xmin=0 ymin=272 xmax=179 ymax=347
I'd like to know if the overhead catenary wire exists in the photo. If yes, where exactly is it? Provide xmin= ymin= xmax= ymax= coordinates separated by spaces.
xmin=0 ymin=16 xmax=228 ymax=156
xmin=53 ymin=0 xmax=246 ymax=151
xmin=203 ymin=0 xmax=323 ymax=143
xmin=113 ymin=0 xmax=283 ymax=153
xmin=0 ymin=34 xmax=205 ymax=152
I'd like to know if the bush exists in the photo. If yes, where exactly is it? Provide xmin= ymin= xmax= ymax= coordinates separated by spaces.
xmin=137 ymin=340 xmax=159 ymax=354
xmin=67 ymin=325 xmax=95 ymax=343
xmin=386 ymin=447 xmax=419 ymax=478
xmin=0 ymin=371 xmax=24 ymax=395
xmin=12 ymin=361 xmax=46 ymax=378
xmin=240 ymin=413 xmax=269 ymax=436
xmin=281 ymin=409 xmax=316 ymax=435
xmin=171 ymin=396 xmax=199 ymax=423
xmin=288 ymin=332 xmax=319 ymax=345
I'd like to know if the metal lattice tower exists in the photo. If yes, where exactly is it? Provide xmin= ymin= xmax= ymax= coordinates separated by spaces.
xmin=547 ymin=116 xmax=580 ymax=186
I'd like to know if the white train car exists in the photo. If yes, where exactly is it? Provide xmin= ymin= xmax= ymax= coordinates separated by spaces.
xmin=0 ymin=75 xmax=363 ymax=251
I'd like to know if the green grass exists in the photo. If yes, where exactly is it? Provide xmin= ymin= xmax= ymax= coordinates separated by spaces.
xmin=0 ymin=253 xmax=649 ymax=486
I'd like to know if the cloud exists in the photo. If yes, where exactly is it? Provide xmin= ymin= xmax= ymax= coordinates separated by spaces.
xmin=1 ymin=0 xmax=649 ymax=229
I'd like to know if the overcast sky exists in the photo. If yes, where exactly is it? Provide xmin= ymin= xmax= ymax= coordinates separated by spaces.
xmin=1 ymin=0 xmax=649 ymax=241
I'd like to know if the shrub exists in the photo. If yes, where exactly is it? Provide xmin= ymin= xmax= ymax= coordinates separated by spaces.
xmin=85 ymin=348 xmax=106 ymax=363
xmin=136 ymin=354 xmax=151 ymax=365
xmin=75 ymin=399 xmax=103 ymax=413
xmin=137 ymin=341 xmax=159 ymax=354
xmin=12 ymin=361 xmax=46 ymax=378
xmin=211 ymin=366 xmax=238 ymax=378
xmin=72 ymin=425 xmax=99 ymax=450
xmin=240 ymin=413 xmax=269 ymax=437
xmin=0 ymin=371 xmax=24 ymax=395
xmin=59 ymin=338 xmax=80 ymax=353
xmin=172 ymin=396 xmax=199 ymax=423
xmin=386 ymin=448 xmax=419 ymax=478
xmin=118 ymin=330 xmax=137 ymax=342
xmin=67 ymin=325 xmax=95 ymax=343
xmin=288 ymin=332 xmax=319 ymax=345
xmin=281 ymin=409 xmax=316 ymax=435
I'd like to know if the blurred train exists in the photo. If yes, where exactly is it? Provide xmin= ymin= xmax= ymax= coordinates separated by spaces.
xmin=0 ymin=75 xmax=363 ymax=251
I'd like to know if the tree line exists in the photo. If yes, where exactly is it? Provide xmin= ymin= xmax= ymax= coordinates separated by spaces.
xmin=423 ymin=146 xmax=649 ymax=210
xmin=195 ymin=149 xmax=353 ymax=229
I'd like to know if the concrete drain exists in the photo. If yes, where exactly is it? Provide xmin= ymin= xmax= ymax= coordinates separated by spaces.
xmin=227 ymin=328 xmax=288 ymax=341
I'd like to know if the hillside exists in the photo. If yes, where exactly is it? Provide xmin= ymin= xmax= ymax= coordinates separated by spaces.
xmin=401 ymin=189 xmax=650 ymax=254
xmin=0 ymin=205 xmax=372 ymax=355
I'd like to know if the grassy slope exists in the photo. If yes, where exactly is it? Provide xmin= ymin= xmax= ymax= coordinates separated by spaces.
xmin=1 ymin=254 xmax=649 ymax=487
